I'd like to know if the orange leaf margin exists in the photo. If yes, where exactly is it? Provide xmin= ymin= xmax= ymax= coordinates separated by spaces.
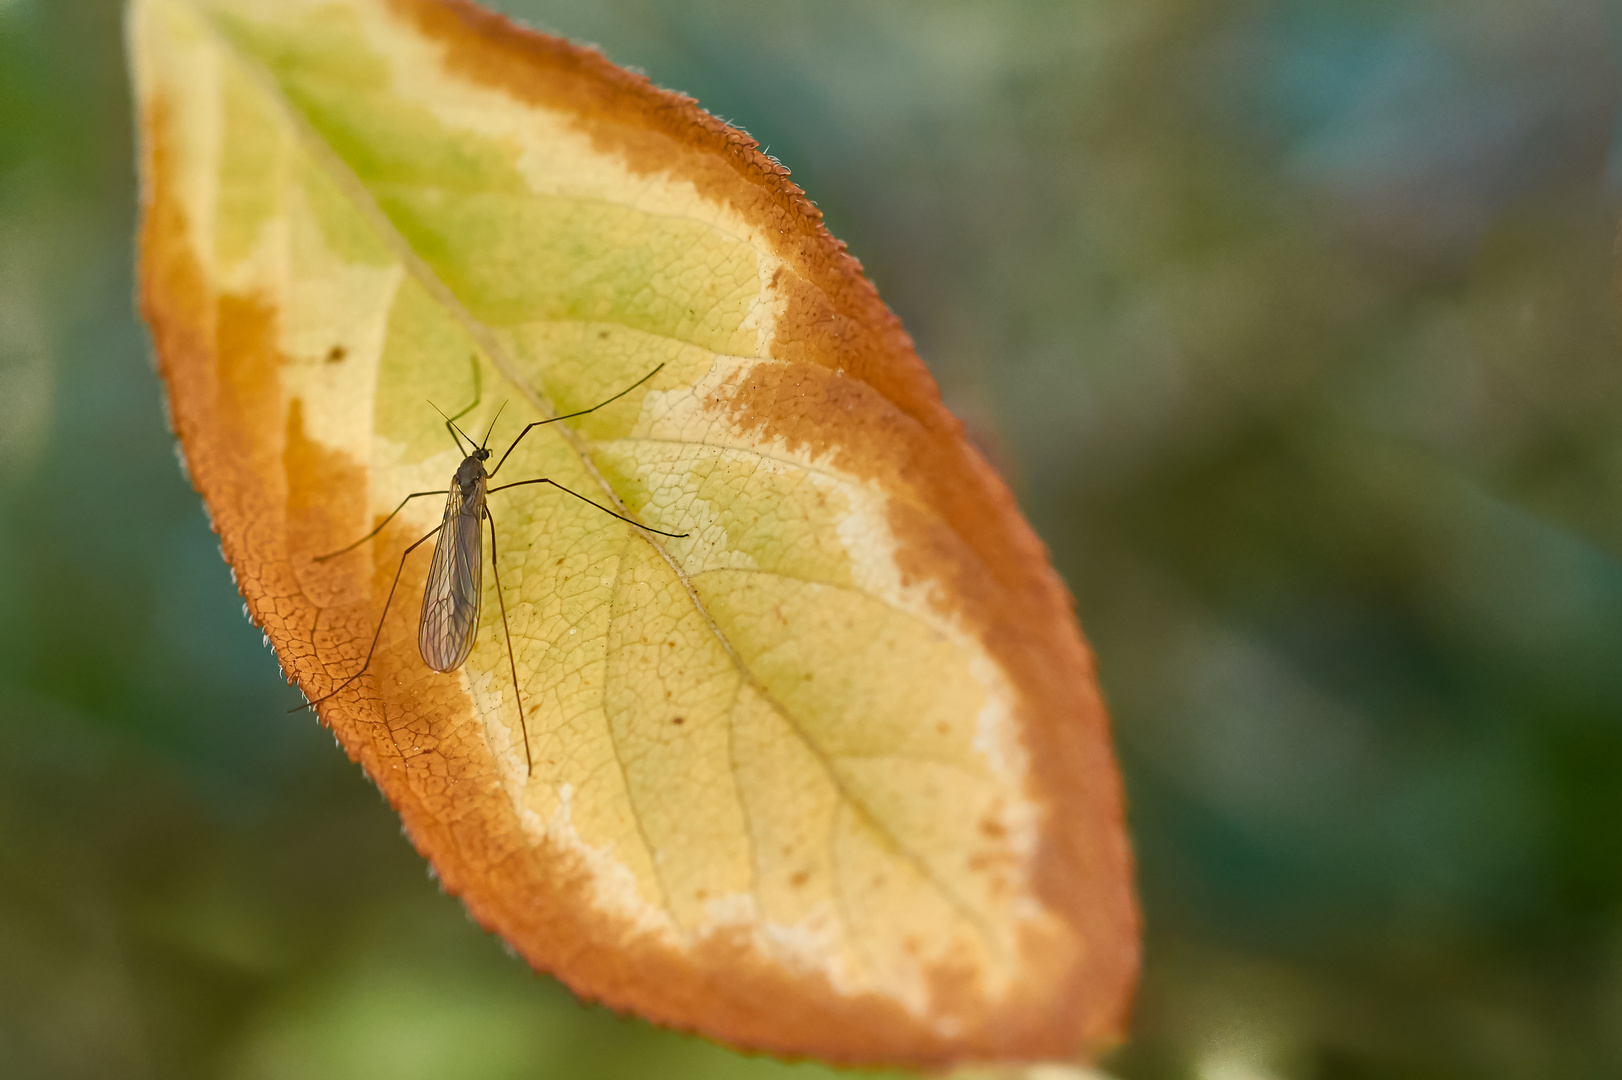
xmin=133 ymin=0 xmax=1139 ymax=1066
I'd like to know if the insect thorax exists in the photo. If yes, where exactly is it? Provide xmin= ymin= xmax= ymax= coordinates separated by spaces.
xmin=454 ymin=455 xmax=488 ymax=499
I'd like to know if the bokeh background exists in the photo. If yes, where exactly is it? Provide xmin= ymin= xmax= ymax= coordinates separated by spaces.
xmin=4 ymin=0 xmax=1622 ymax=1077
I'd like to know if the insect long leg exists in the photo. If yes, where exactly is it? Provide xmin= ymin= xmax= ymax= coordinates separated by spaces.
xmin=487 ymin=477 xmax=688 ymax=538
xmin=313 ymin=490 xmax=448 ymax=562
xmin=437 ymin=353 xmax=483 ymax=453
xmin=292 ymin=521 xmax=446 ymax=713
xmin=489 ymin=362 xmax=666 ymax=478
xmin=484 ymin=504 xmax=532 ymax=776
xmin=447 ymin=354 xmax=482 ymax=424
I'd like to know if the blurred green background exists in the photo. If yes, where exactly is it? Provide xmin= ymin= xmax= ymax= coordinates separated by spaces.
xmin=4 ymin=0 xmax=1622 ymax=1077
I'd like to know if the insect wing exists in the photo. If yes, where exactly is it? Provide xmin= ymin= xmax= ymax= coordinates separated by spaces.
xmin=418 ymin=485 xmax=484 ymax=672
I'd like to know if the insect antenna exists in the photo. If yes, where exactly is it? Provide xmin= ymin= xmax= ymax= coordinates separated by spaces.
xmin=479 ymin=401 xmax=508 ymax=451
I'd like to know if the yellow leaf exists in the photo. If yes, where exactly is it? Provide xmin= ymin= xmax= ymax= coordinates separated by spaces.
xmin=130 ymin=0 xmax=1139 ymax=1065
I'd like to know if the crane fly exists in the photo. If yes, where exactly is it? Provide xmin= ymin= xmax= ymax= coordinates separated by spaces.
xmin=295 ymin=362 xmax=687 ymax=776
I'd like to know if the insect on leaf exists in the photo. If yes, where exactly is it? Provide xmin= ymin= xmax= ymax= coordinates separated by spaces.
xmin=129 ymin=0 xmax=1139 ymax=1066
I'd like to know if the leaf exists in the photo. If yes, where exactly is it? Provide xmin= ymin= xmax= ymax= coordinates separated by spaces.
xmin=129 ymin=0 xmax=1139 ymax=1065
